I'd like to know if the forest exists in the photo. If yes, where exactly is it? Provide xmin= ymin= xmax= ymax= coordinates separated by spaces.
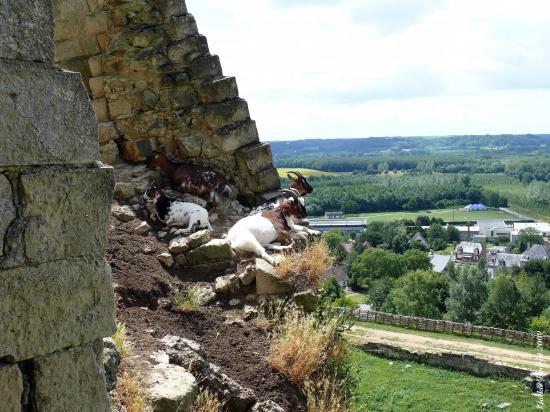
xmin=274 ymin=135 xmax=550 ymax=219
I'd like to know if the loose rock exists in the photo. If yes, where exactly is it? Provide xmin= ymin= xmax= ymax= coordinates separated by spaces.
xmin=144 ymin=363 xmax=198 ymax=412
xmin=133 ymin=221 xmax=150 ymax=235
xmin=250 ymin=400 xmax=285 ymax=412
xmin=102 ymin=338 xmax=121 ymax=392
xmin=111 ymin=205 xmax=136 ymax=222
xmin=215 ymin=274 xmax=240 ymax=295
xmin=168 ymin=236 xmax=190 ymax=254
xmin=239 ymin=264 xmax=256 ymax=286
xmin=157 ymin=253 xmax=174 ymax=267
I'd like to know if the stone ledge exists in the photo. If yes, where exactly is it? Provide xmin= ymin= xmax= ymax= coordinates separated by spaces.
xmin=0 ymin=258 xmax=115 ymax=361
xmin=0 ymin=363 xmax=23 ymax=411
xmin=0 ymin=61 xmax=99 ymax=166
xmin=0 ymin=0 xmax=55 ymax=63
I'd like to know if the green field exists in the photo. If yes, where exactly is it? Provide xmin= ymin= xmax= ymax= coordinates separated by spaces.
xmin=277 ymin=167 xmax=340 ymax=178
xmin=351 ymin=349 xmax=545 ymax=411
xmin=338 ymin=207 xmax=517 ymax=223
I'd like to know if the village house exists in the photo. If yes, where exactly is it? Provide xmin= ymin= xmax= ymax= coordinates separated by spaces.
xmin=453 ymin=241 xmax=484 ymax=263
xmin=430 ymin=253 xmax=451 ymax=273
xmin=325 ymin=210 xmax=345 ymax=219
xmin=326 ymin=265 xmax=349 ymax=289
xmin=409 ymin=232 xmax=429 ymax=248
xmin=309 ymin=219 xmax=367 ymax=234
xmin=510 ymin=222 xmax=550 ymax=242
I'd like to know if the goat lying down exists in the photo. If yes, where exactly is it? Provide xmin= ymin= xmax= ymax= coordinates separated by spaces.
xmin=249 ymin=171 xmax=313 ymax=216
xmin=143 ymin=186 xmax=212 ymax=234
xmin=146 ymin=151 xmax=231 ymax=212
xmin=227 ymin=190 xmax=320 ymax=265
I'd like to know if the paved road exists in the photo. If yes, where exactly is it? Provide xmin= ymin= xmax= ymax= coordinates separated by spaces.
xmin=349 ymin=325 xmax=549 ymax=372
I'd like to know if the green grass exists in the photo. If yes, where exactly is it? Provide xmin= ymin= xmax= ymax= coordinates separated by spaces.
xmin=347 ymin=292 xmax=369 ymax=305
xmin=340 ymin=207 xmax=516 ymax=223
xmin=277 ymin=167 xmax=341 ymax=178
xmin=353 ymin=321 xmax=550 ymax=356
xmin=351 ymin=349 xmax=545 ymax=411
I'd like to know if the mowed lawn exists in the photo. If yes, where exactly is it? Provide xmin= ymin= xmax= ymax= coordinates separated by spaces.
xmin=345 ymin=208 xmax=517 ymax=223
xmin=277 ymin=167 xmax=340 ymax=178
xmin=351 ymin=349 xmax=544 ymax=411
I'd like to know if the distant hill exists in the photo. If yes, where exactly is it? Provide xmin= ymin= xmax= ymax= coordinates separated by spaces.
xmin=269 ymin=134 xmax=550 ymax=159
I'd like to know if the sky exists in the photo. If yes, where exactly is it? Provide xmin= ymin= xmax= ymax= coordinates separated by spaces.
xmin=186 ymin=0 xmax=550 ymax=140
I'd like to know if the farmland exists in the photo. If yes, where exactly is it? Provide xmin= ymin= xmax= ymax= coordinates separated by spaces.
xmin=276 ymin=167 xmax=340 ymax=178
xmin=314 ymin=207 xmax=517 ymax=223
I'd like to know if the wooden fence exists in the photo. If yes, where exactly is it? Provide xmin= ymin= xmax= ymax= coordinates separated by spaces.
xmin=354 ymin=309 xmax=550 ymax=347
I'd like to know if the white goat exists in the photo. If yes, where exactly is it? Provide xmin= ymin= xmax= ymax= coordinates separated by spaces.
xmin=143 ymin=186 xmax=212 ymax=234
xmin=227 ymin=190 xmax=319 ymax=265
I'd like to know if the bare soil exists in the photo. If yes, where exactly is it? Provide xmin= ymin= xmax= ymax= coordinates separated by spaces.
xmin=107 ymin=213 xmax=306 ymax=411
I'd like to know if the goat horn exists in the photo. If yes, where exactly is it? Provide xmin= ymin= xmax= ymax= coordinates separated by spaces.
xmin=278 ymin=189 xmax=299 ymax=203
xmin=293 ymin=170 xmax=306 ymax=179
xmin=287 ymin=171 xmax=300 ymax=178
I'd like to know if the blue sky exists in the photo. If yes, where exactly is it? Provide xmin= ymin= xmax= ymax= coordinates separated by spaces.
xmin=186 ymin=0 xmax=550 ymax=140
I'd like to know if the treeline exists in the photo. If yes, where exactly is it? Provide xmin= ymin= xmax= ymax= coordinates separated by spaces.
xmin=298 ymin=174 xmax=507 ymax=216
xmin=276 ymin=154 xmax=505 ymax=174
xmin=270 ymin=134 xmax=550 ymax=159
xmin=506 ymin=158 xmax=550 ymax=183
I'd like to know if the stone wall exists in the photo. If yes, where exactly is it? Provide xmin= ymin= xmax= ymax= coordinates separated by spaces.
xmin=0 ymin=1 xmax=114 ymax=410
xmin=357 ymin=342 xmax=532 ymax=380
xmin=53 ymin=0 xmax=280 ymax=202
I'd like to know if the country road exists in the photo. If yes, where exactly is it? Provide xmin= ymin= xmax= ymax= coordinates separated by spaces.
xmin=349 ymin=325 xmax=549 ymax=372
xmin=501 ymin=207 xmax=534 ymax=221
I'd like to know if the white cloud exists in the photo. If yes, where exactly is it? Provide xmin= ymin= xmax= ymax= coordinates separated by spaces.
xmin=186 ymin=0 xmax=550 ymax=139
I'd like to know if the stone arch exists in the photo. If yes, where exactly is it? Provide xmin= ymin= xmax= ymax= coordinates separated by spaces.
xmin=53 ymin=0 xmax=280 ymax=203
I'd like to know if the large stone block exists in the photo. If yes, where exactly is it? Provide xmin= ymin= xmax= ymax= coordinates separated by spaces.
xmin=188 ymin=55 xmax=222 ymax=80
xmin=33 ymin=343 xmax=111 ymax=412
xmin=254 ymin=259 xmax=293 ymax=295
xmin=212 ymin=119 xmax=259 ymax=153
xmin=20 ymin=165 xmax=114 ymax=264
xmin=0 ymin=258 xmax=115 ymax=361
xmin=0 ymin=0 xmax=54 ymax=62
xmin=0 ymin=61 xmax=99 ymax=166
xmin=0 ymin=363 xmax=23 ymax=412
xmin=202 ymin=98 xmax=249 ymax=129
xmin=246 ymin=166 xmax=281 ymax=194
xmin=236 ymin=142 xmax=275 ymax=174
xmin=198 ymin=77 xmax=238 ymax=104
xmin=0 ymin=175 xmax=16 ymax=257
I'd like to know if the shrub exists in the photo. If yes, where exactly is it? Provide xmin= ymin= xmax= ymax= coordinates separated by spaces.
xmin=112 ymin=322 xmax=132 ymax=358
xmin=192 ymin=388 xmax=226 ymax=412
xmin=267 ymin=309 xmax=343 ymax=385
xmin=174 ymin=286 xmax=202 ymax=313
xmin=530 ymin=315 xmax=550 ymax=335
xmin=276 ymin=241 xmax=334 ymax=289
xmin=115 ymin=373 xmax=148 ymax=412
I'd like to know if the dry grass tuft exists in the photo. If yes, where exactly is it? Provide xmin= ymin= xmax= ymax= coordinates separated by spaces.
xmin=275 ymin=241 xmax=334 ymax=290
xmin=304 ymin=372 xmax=354 ymax=412
xmin=112 ymin=322 xmax=132 ymax=358
xmin=267 ymin=310 xmax=342 ymax=385
xmin=192 ymin=388 xmax=227 ymax=412
xmin=174 ymin=286 xmax=202 ymax=313
xmin=115 ymin=373 xmax=149 ymax=412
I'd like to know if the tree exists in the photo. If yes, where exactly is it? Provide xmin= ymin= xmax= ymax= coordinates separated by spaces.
xmin=477 ymin=274 xmax=527 ymax=329
xmin=320 ymin=277 xmax=343 ymax=302
xmin=426 ymin=223 xmax=445 ymax=242
xmin=321 ymin=230 xmax=348 ymax=263
xmin=446 ymin=266 xmax=488 ymax=322
xmin=349 ymin=248 xmax=404 ymax=287
xmin=367 ymin=278 xmax=395 ymax=310
xmin=516 ymin=227 xmax=544 ymax=253
xmin=445 ymin=225 xmax=460 ymax=242
xmin=402 ymin=249 xmax=431 ymax=272
xmin=516 ymin=273 xmax=550 ymax=317
xmin=386 ymin=270 xmax=448 ymax=319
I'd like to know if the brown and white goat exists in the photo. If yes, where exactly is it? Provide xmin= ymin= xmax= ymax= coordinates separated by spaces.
xmin=146 ymin=151 xmax=231 ymax=211
xmin=287 ymin=170 xmax=313 ymax=195
xmin=227 ymin=190 xmax=320 ymax=265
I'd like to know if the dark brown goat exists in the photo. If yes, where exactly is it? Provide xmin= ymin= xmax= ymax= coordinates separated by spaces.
xmin=287 ymin=171 xmax=313 ymax=195
xmin=146 ymin=151 xmax=231 ymax=211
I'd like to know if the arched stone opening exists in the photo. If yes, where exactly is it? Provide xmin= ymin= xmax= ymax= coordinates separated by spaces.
xmin=53 ymin=0 xmax=280 ymax=203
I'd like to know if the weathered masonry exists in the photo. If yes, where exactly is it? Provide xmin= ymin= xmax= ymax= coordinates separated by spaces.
xmin=53 ymin=0 xmax=280 ymax=202
xmin=1 ymin=1 xmax=114 ymax=410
